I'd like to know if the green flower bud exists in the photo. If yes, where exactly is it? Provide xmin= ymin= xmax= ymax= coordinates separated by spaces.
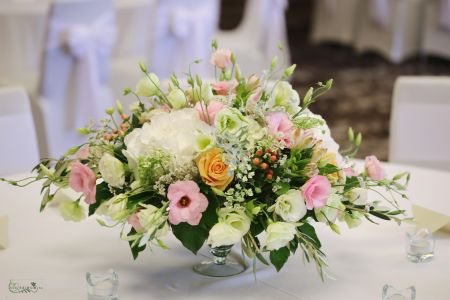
xmin=116 ymin=100 xmax=123 ymax=115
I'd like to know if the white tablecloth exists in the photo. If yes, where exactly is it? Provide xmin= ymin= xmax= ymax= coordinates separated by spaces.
xmin=0 ymin=161 xmax=449 ymax=299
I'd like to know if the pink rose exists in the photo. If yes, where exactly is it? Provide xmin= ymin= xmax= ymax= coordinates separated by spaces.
xmin=68 ymin=161 xmax=96 ymax=204
xmin=211 ymin=80 xmax=238 ymax=96
xmin=266 ymin=111 xmax=294 ymax=147
xmin=75 ymin=145 xmax=90 ymax=160
xmin=301 ymin=175 xmax=331 ymax=210
xmin=128 ymin=213 xmax=143 ymax=231
xmin=365 ymin=155 xmax=386 ymax=180
xmin=210 ymin=49 xmax=232 ymax=69
xmin=343 ymin=167 xmax=357 ymax=177
xmin=195 ymin=100 xmax=225 ymax=124
xmin=167 ymin=180 xmax=208 ymax=226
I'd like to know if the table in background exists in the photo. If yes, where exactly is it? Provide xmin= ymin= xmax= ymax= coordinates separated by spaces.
xmin=0 ymin=161 xmax=449 ymax=299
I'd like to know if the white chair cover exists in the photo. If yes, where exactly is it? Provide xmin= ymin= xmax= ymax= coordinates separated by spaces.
xmin=422 ymin=0 xmax=450 ymax=60
xmin=355 ymin=0 xmax=424 ymax=63
xmin=0 ymin=86 xmax=39 ymax=175
xmin=310 ymin=0 xmax=362 ymax=45
xmin=389 ymin=76 xmax=450 ymax=171
xmin=150 ymin=0 xmax=219 ymax=78
xmin=34 ymin=0 xmax=115 ymax=158
xmin=369 ymin=0 xmax=390 ymax=28
xmin=215 ymin=0 xmax=290 ymax=76
xmin=439 ymin=0 xmax=450 ymax=31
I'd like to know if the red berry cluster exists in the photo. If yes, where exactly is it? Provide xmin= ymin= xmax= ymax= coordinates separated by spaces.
xmin=252 ymin=148 xmax=278 ymax=180
xmin=104 ymin=114 xmax=130 ymax=141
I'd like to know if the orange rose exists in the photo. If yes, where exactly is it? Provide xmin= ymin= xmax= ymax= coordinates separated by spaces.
xmin=196 ymin=148 xmax=233 ymax=191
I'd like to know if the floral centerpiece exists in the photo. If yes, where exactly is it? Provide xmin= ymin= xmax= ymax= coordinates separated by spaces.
xmin=1 ymin=41 xmax=409 ymax=278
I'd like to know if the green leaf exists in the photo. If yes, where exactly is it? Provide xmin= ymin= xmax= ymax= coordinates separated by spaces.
xmin=318 ymin=164 xmax=339 ymax=175
xmin=127 ymin=228 xmax=146 ymax=259
xmin=255 ymin=252 xmax=270 ymax=265
xmin=370 ymin=211 xmax=391 ymax=221
xmin=89 ymin=182 xmax=113 ymax=216
xmin=270 ymin=246 xmax=290 ymax=272
xmin=274 ymin=181 xmax=290 ymax=196
xmin=171 ymin=222 xmax=209 ymax=255
xmin=298 ymin=223 xmax=321 ymax=248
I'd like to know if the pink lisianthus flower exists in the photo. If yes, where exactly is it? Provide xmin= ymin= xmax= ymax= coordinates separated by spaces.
xmin=167 ymin=180 xmax=208 ymax=226
xmin=210 ymin=48 xmax=232 ymax=69
xmin=75 ymin=144 xmax=90 ymax=160
xmin=68 ymin=161 xmax=96 ymax=204
xmin=211 ymin=80 xmax=238 ymax=96
xmin=246 ymin=87 xmax=261 ymax=111
xmin=301 ymin=175 xmax=331 ymax=210
xmin=128 ymin=213 xmax=143 ymax=231
xmin=195 ymin=100 xmax=225 ymax=124
xmin=266 ymin=111 xmax=294 ymax=148
xmin=365 ymin=155 xmax=386 ymax=180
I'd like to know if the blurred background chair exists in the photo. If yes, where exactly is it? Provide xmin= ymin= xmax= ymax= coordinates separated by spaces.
xmin=310 ymin=0 xmax=362 ymax=46
xmin=355 ymin=0 xmax=424 ymax=63
xmin=32 ymin=0 xmax=116 ymax=158
xmin=389 ymin=76 xmax=450 ymax=171
xmin=149 ymin=0 xmax=219 ymax=79
xmin=110 ymin=0 xmax=157 ymax=102
xmin=0 ymin=86 xmax=39 ymax=176
xmin=422 ymin=0 xmax=450 ymax=61
xmin=215 ymin=0 xmax=290 ymax=76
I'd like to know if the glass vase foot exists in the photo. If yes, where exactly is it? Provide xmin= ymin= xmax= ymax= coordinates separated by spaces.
xmin=193 ymin=245 xmax=246 ymax=277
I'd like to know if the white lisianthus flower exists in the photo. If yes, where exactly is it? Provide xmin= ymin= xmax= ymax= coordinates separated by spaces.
xmin=58 ymin=200 xmax=86 ymax=222
xmin=96 ymin=194 xmax=128 ymax=221
xmin=266 ymin=222 xmax=297 ymax=251
xmin=195 ymin=133 xmax=214 ymax=152
xmin=190 ymin=82 xmax=214 ymax=103
xmin=215 ymin=107 xmax=249 ymax=136
xmin=123 ymin=108 xmax=213 ymax=170
xmin=51 ymin=187 xmax=82 ymax=206
xmin=315 ymin=193 xmax=345 ymax=223
xmin=218 ymin=208 xmax=251 ymax=236
xmin=268 ymin=81 xmax=300 ymax=116
xmin=167 ymin=88 xmax=186 ymax=109
xmin=99 ymin=153 xmax=125 ymax=188
xmin=138 ymin=204 xmax=168 ymax=237
xmin=347 ymin=188 xmax=368 ymax=206
xmin=207 ymin=222 xmax=242 ymax=248
xmin=270 ymin=189 xmax=307 ymax=222
xmin=136 ymin=73 xmax=160 ymax=97
xmin=246 ymin=117 xmax=266 ymax=144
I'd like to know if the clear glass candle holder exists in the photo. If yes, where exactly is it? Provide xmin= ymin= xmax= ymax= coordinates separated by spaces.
xmin=405 ymin=227 xmax=434 ymax=263
xmin=382 ymin=284 xmax=416 ymax=300
xmin=86 ymin=269 xmax=118 ymax=300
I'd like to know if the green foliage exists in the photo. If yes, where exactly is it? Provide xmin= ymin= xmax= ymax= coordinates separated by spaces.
xmin=89 ymin=182 xmax=113 ymax=216
xmin=270 ymin=246 xmax=290 ymax=272
xmin=293 ymin=117 xmax=325 ymax=129
xmin=318 ymin=164 xmax=340 ymax=176
xmin=298 ymin=223 xmax=321 ymax=248
xmin=128 ymin=228 xmax=146 ymax=259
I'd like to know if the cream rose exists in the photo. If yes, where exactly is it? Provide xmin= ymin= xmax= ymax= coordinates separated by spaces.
xmin=98 ymin=153 xmax=125 ymax=188
xmin=270 ymin=189 xmax=307 ymax=222
xmin=207 ymin=222 xmax=242 ymax=248
xmin=265 ymin=222 xmax=297 ymax=251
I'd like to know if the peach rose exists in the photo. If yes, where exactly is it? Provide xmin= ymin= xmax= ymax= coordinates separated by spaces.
xmin=196 ymin=148 xmax=234 ymax=191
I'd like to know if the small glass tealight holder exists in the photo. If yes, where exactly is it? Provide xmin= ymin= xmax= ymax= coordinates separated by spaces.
xmin=382 ymin=284 xmax=416 ymax=300
xmin=86 ymin=269 xmax=118 ymax=300
xmin=405 ymin=227 xmax=434 ymax=263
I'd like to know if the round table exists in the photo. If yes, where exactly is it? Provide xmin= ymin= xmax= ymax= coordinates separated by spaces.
xmin=0 ymin=161 xmax=449 ymax=299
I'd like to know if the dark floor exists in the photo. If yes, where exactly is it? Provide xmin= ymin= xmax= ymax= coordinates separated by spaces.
xmin=220 ymin=0 xmax=450 ymax=160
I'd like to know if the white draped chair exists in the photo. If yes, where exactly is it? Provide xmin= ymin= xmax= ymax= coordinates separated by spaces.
xmin=0 ymin=86 xmax=39 ymax=176
xmin=110 ymin=0 xmax=158 ymax=104
xmin=149 ymin=0 xmax=219 ymax=79
xmin=214 ymin=0 xmax=290 ymax=76
xmin=422 ymin=0 xmax=450 ymax=60
xmin=389 ymin=76 xmax=450 ymax=171
xmin=310 ymin=0 xmax=362 ymax=45
xmin=355 ymin=0 xmax=424 ymax=63
xmin=32 ymin=0 xmax=116 ymax=158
